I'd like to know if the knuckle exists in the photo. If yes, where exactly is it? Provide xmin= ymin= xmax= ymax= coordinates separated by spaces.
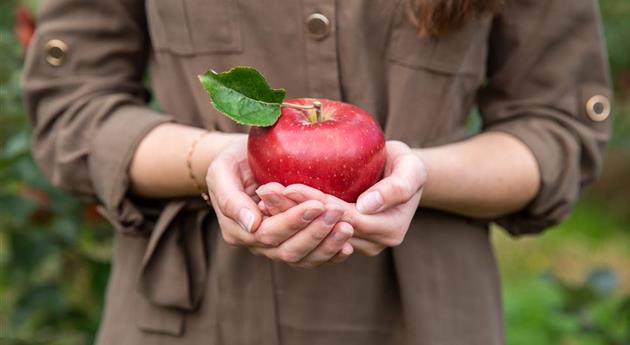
xmin=309 ymin=229 xmax=328 ymax=242
xmin=254 ymin=231 xmax=279 ymax=247
xmin=288 ymin=219 xmax=308 ymax=232
xmin=320 ymin=245 xmax=339 ymax=257
xmin=221 ymin=232 xmax=239 ymax=246
xmin=221 ymin=194 xmax=243 ymax=217
xmin=240 ymin=235 xmax=257 ymax=247
xmin=390 ymin=176 xmax=412 ymax=199
xmin=278 ymin=248 xmax=300 ymax=263
xmin=217 ymin=217 xmax=230 ymax=230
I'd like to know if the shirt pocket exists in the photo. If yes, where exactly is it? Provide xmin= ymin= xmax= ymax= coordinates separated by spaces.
xmin=146 ymin=0 xmax=242 ymax=55
xmin=387 ymin=3 xmax=490 ymax=79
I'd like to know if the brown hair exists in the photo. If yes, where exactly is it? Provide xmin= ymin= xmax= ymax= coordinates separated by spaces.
xmin=406 ymin=0 xmax=503 ymax=37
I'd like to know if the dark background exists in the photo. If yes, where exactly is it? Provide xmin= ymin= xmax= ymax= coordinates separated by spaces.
xmin=1 ymin=1 xmax=629 ymax=344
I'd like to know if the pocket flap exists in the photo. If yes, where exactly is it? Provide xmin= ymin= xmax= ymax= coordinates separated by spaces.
xmin=146 ymin=0 xmax=242 ymax=55
xmin=388 ymin=5 xmax=491 ymax=77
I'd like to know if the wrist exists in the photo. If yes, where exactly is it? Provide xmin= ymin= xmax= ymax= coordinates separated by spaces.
xmin=412 ymin=148 xmax=430 ymax=206
xmin=193 ymin=132 xmax=246 ymax=189
xmin=412 ymin=132 xmax=540 ymax=218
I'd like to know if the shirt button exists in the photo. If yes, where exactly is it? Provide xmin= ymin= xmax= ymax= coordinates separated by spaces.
xmin=306 ymin=13 xmax=330 ymax=40
xmin=585 ymin=95 xmax=611 ymax=122
xmin=45 ymin=39 xmax=69 ymax=67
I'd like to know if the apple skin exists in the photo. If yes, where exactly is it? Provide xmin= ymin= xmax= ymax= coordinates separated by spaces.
xmin=248 ymin=98 xmax=386 ymax=203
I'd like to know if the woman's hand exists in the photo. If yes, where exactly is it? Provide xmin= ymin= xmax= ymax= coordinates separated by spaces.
xmin=205 ymin=137 xmax=354 ymax=268
xmin=258 ymin=140 xmax=426 ymax=256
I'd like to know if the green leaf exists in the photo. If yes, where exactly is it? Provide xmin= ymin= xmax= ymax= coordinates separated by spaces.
xmin=198 ymin=67 xmax=286 ymax=127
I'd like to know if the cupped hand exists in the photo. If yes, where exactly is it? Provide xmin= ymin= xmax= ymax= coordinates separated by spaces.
xmin=205 ymin=137 xmax=354 ymax=268
xmin=255 ymin=182 xmax=355 ymax=267
xmin=258 ymin=140 xmax=426 ymax=256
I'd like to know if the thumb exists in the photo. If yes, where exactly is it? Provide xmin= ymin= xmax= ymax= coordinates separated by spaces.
xmin=207 ymin=157 xmax=262 ymax=233
xmin=356 ymin=147 xmax=426 ymax=214
xmin=356 ymin=177 xmax=408 ymax=214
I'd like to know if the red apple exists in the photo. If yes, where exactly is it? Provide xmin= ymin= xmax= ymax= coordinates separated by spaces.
xmin=248 ymin=98 xmax=386 ymax=202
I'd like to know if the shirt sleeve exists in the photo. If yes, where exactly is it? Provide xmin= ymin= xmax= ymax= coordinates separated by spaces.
xmin=22 ymin=0 xmax=173 ymax=233
xmin=478 ymin=0 xmax=612 ymax=235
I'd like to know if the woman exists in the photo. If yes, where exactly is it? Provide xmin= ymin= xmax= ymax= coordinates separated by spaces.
xmin=23 ymin=0 xmax=611 ymax=344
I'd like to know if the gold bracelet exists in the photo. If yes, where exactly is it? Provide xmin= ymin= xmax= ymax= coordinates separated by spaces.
xmin=186 ymin=131 xmax=212 ymax=207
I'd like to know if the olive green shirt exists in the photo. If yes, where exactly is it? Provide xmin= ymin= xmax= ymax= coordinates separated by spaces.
xmin=23 ymin=0 xmax=611 ymax=344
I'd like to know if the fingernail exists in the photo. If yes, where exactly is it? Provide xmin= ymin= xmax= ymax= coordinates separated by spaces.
xmin=256 ymin=187 xmax=280 ymax=206
xmin=302 ymin=207 xmax=324 ymax=222
xmin=341 ymin=243 xmax=354 ymax=255
xmin=323 ymin=207 xmax=343 ymax=226
xmin=333 ymin=224 xmax=353 ymax=241
xmin=282 ymin=187 xmax=306 ymax=202
xmin=238 ymin=208 xmax=255 ymax=232
xmin=357 ymin=190 xmax=383 ymax=214
xmin=263 ymin=193 xmax=281 ymax=207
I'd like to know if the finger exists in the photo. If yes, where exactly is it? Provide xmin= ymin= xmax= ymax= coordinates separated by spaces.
xmin=349 ymin=189 xmax=423 ymax=246
xmin=207 ymin=158 xmax=262 ymax=233
xmin=283 ymin=183 xmax=360 ymax=230
xmin=281 ymin=176 xmax=419 ymax=247
xmin=254 ymin=200 xmax=325 ymax=246
xmin=356 ymin=141 xmax=426 ymax=214
xmin=282 ymin=183 xmax=325 ymax=203
xmin=239 ymin=159 xmax=259 ymax=197
xmin=297 ymin=221 xmax=354 ymax=267
xmin=256 ymin=182 xmax=298 ymax=216
xmin=210 ymin=197 xmax=258 ymax=247
xmin=325 ymin=242 xmax=354 ymax=265
xmin=255 ymin=204 xmax=344 ymax=264
xmin=251 ymin=194 xmax=261 ymax=204
xmin=276 ymin=204 xmax=344 ymax=262
xmin=245 ymin=184 xmax=260 ymax=201
xmin=208 ymin=180 xmax=261 ymax=234
xmin=258 ymin=200 xmax=271 ymax=216
xmin=282 ymin=183 xmax=347 ymax=206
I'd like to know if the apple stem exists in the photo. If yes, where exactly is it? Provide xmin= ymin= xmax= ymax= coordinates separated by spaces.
xmin=282 ymin=101 xmax=323 ymax=123
xmin=281 ymin=102 xmax=314 ymax=110
xmin=313 ymin=101 xmax=322 ymax=122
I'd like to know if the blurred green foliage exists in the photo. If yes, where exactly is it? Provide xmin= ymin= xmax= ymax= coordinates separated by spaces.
xmin=601 ymin=0 xmax=630 ymax=148
xmin=1 ymin=1 xmax=112 ymax=344
xmin=496 ymin=199 xmax=630 ymax=345
xmin=1 ymin=0 xmax=629 ymax=345
xmin=505 ymin=270 xmax=630 ymax=345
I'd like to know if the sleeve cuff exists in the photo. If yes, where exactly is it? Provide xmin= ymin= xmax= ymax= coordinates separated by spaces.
xmin=88 ymin=105 xmax=173 ymax=233
xmin=484 ymin=116 xmax=581 ymax=235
